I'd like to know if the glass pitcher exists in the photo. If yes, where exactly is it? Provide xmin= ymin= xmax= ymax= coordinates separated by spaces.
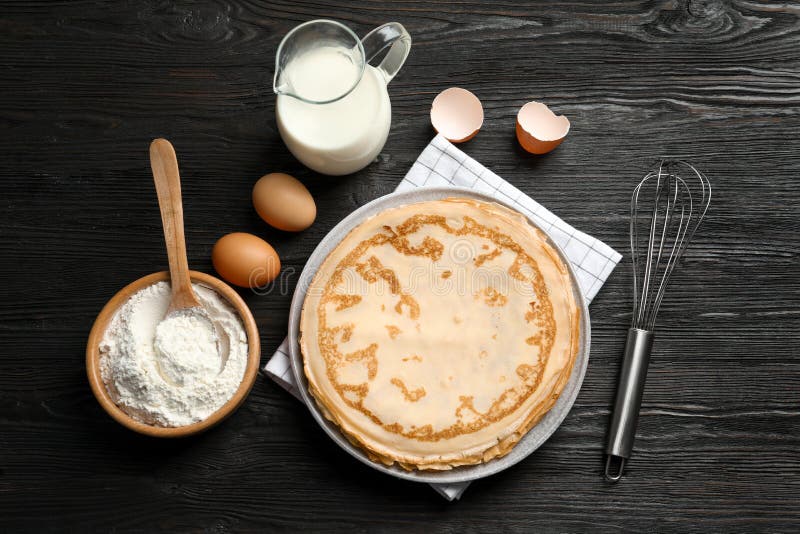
xmin=273 ymin=20 xmax=411 ymax=176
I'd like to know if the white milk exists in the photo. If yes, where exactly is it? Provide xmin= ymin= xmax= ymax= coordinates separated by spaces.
xmin=276 ymin=46 xmax=391 ymax=176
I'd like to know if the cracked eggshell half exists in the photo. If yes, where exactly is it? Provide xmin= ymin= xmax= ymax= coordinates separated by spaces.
xmin=516 ymin=101 xmax=570 ymax=155
xmin=430 ymin=87 xmax=483 ymax=143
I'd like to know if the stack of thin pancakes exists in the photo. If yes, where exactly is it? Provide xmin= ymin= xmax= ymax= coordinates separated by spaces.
xmin=300 ymin=198 xmax=580 ymax=470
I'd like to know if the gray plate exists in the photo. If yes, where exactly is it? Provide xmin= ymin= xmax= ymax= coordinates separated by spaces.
xmin=288 ymin=186 xmax=590 ymax=484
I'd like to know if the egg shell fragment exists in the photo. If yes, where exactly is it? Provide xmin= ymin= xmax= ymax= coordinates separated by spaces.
xmin=516 ymin=101 xmax=570 ymax=155
xmin=212 ymin=232 xmax=281 ymax=288
xmin=253 ymin=173 xmax=316 ymax=232
xmin=430 ymin=87 xmax=484 ymax=143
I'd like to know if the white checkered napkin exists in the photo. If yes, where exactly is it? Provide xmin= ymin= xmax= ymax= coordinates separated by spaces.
xmin=264 ymin=134 xmax=622 ymax=501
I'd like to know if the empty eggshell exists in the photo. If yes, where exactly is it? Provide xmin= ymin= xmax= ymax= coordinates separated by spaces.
xmin=253 ymin=172 xmax=316 ymax=232
xmin=516 ymin=101 xmax=570 ymax=155
xmin=430 ymin=87 xmax=484 ymax=143
xmin=212 ymin=232 xmax=281 ymax=288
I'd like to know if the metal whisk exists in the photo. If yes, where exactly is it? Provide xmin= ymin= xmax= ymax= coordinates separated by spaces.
xmin=604 ymin=160 xmax=711 ymax=481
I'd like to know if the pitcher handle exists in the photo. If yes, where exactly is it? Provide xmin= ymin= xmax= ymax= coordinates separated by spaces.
xmin=360 ymin=22 xmax=411 ymax=84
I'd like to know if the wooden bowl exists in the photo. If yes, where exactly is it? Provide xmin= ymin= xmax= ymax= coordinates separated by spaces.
xmin=86 ymin=271 xmax=261 ymax=438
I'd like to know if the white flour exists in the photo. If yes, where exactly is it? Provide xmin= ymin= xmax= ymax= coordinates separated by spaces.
xmin=154 ymin=311 xmax=221 ymax=388
xmin=99 ymin=281 xmax=248 ymax=427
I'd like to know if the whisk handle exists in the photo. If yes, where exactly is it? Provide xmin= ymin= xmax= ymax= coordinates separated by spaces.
xmin=604 ymin=327 xmax=654 ymax=482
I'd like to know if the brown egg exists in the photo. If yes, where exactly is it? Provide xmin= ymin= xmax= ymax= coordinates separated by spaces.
xmin=252 ymin=173 xmax=316 ymax=232
xmin=212 ymin=232 xmax=281 ymax=288
xmin=430 ymin=87 xmax=484 ymax=143
xmin=516 ymin=101 xmax=570 ymax=155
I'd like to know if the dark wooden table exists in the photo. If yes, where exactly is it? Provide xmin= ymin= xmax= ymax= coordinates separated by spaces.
xmin=2 ymin=1 xmax=798 ymax=531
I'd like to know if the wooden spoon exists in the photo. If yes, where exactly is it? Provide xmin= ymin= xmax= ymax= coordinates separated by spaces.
xmin=149 ymin=138 xmax=203 ymax=313
xmin=149 ymin=138 xmax=226 ymax=374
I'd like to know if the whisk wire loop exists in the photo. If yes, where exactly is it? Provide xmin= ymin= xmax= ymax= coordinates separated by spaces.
xmin=629 ymin=160 xmax=711 ymax=330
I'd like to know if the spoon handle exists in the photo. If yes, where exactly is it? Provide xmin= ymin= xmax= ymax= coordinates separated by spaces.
xmin=149 ymin=138 xmax=200 ymax=311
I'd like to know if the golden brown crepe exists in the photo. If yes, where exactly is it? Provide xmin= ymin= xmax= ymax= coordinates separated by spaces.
xmin=300 ymin=198 xmax=580 ymax=470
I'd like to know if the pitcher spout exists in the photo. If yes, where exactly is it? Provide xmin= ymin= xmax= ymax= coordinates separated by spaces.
xmin=272 ymin=68 xmax=291 ymax=97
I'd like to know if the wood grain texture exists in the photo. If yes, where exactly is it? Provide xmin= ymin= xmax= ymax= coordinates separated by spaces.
xmin=1 ymin=0 xmax=799 ymax=531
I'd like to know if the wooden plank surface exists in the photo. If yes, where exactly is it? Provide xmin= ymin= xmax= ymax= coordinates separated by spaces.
xmin=1 ymin=0 xmax=798 ymax=531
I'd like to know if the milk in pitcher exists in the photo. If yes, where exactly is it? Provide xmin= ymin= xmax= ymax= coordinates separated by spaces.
xmin=276 ymin=47 xmax=391 ymax=176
